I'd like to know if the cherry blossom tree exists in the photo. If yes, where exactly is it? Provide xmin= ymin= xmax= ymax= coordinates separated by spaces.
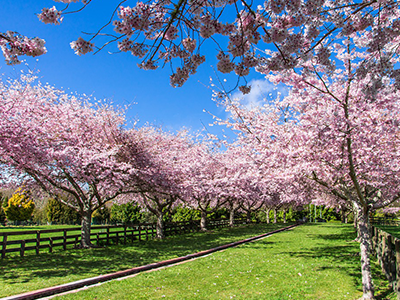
xmin=120 ymin=126 xmax=195 ymax=238
xmin=0 ymin=74 xmax=137 ymax=247
xmin=3 ymin=1 xmax=400 ymax=92
xmin=258 ymin=38 xmax=400 ymax=298
xmin=183 ymin=146 xmax=229 ymax=231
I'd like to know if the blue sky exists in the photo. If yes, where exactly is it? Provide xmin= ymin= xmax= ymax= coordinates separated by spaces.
xmin=0 ymin=0 xmax=273 ymax=134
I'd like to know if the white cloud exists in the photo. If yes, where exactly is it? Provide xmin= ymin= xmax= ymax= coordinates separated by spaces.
xmin=232 ymin=79 xmax=288 ymax=109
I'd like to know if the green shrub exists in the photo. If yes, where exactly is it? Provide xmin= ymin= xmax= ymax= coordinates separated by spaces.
xmin=46 ymin=198 xmax=80 ymax=224
xmin=170 ymin=205 xmax=200 ymax=222
xmin=32 ymin=206 xmax=48 ymax=224
xmin=110 ymin=202 xmax=143 ymax=224
xmin=4 ymin=189 xmax=35 ymax=222
xmin=92 ymin=206 xmax=110 ymax=225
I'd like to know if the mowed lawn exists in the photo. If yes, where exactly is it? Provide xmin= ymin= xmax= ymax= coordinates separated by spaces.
xmin=0 ymin=223 xmax=290 ymax=297
xmin=54 ymin=223 xmax=394 ymax=300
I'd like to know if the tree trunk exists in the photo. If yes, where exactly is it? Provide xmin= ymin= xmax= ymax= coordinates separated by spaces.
xmin=229 ymin=207 xmax=235 ymax=227
xmin=200 ymin=210 xmax=207 ymax=231
xmin=357 ymin=204 xmax=375 ymax=299
xmin=266 ymin=209 xmax=270 ymax=224
xmin=353 ymin=202 xmax=362 ymax=242
xmin=283 ymin=209 xmax=287 ymax=224
xmin=246 ymin=210 xmax=251 ymax=223
xmin=273 ymin=209 xmax=277 ymax=224
xmin=80 ymin=208 xmax=92 ymax=248
xmin=156 ymin=211 xmax=165 ymax=239
xmin=341 ymin=206 xmax=346 ymax=223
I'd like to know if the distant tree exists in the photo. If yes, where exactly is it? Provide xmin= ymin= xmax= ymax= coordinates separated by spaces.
xmin=92 ymin=206 xmax=110 ymax=225
xmin=0 ymin=195 xmax=6 ymax=224
xmin=46 ymin=198 xmax=80 ymax=225
xmin=4 ymin=188 xmax=35 ymax=222
xmin=110 ymin=202 xmax=142 ymax=225
xmin=170 ymin=205 xmax=200 ymax=222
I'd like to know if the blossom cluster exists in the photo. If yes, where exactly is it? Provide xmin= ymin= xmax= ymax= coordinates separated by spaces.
xmin=70 ymin=37 xmax=94 ymax=56
xmin=2 ymin=0 xmax=400 ymax=91
xmin=38 ymin=6 xmax=63 ymax=25
xmin=0 ymin=31 xmax=46 ymax=65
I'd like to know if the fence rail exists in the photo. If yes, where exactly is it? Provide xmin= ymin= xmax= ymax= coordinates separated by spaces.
xmin=0 ymin=218 xmax=243 ymax=258
xmin=370 ymin=217 xmax=400 ymax=226
xmin=370 ymin=226 xmax=400 ymax=299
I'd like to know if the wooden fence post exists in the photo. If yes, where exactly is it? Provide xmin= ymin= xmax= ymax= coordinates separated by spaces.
xmin=106 ymin=227 xmax=110 ymax=245
xmin=49 ymin=238 xmax=53 ymax=253
xmin=36 ymin=231 xmax=40 ymax=255
xmin=63 ymin=230 xmax=67 ymax=250
xmin=138 ymin=225 xmax=141 ymax=241
xmin=20 ymin=240 xmax=26 ymax=257
xmin=97 ymin=233 xmax=100 ymax=246
xmin=124 ymin=225 xmax=127 ymax=244
xmin=1 ymin=234 xmax=7 ymax=259
xmin=395 ymin=240 xmax=400 ymax=299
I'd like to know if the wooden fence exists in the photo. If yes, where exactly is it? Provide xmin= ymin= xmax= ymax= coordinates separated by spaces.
xmin=370 ymin=226 xmax=400 ymax=298
xmin=0 ymin=218 xmax=241 ymax=258
xmin=370 ymin=217 xmax=400 ymax=226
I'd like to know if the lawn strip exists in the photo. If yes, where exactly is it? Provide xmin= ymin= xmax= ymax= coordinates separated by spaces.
xmin=0 ymin=223 xmax=289 ymax=298
xmin=53 ymin=223 xmax=395 ymax=300
xmin=1 ymin=224 xmax=298 ymax=300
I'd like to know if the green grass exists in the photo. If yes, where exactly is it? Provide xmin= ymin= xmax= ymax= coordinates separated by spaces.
xmin=0 ymin=223 xmax=290 ymax=297
xmin=54 ymin=224 xmax=395 ymax=300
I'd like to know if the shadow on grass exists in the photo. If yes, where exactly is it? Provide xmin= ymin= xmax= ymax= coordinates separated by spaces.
xmin=268 ymin=224 xmax=395 ymax=300
xmin=0 ymin=223 xmax=290 ymax=288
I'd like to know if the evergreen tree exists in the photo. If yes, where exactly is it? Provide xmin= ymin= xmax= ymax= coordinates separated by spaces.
xmin=4 ymin=189 xmax=35 ymax=222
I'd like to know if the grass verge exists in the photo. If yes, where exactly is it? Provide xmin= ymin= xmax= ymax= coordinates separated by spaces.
xmin=54 ymin=223 xmax=395 ymax=300
xmin=0 ymin=223 xmax=289 ymax=298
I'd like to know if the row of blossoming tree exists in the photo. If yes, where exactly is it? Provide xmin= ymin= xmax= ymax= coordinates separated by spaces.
xmin=2 ymin=0 xmax=400 ymax=298
xmin=0 ymin=74 xmax=304 ymax=245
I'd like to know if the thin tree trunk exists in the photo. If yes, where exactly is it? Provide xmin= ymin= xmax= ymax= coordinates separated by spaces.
xmin=283 ymin=209 xmax=287 ymax=224
xmin=353 ymin=202 xmax=361 ymax=242
xmin=229 ymin=207 xmax=235 ymax=227
xmin=357 ymin=204 xmax=375 ymax=299
xmin=341 ymin=206 xmax=346 ymax=223
xmin=156 ymin=211 xmax=165 ymax=239
xmin=200 ymin=210 xmax=207 ymax=231
xmin=273 ymin=209 xmax=277 ymax=224
xmin=80 ymin=208 xmax=92 ymax=248
xmin=266 ymin=209 xmax=271 ymax=224
xmin=246 ymin=210 xmax=251 ymax=223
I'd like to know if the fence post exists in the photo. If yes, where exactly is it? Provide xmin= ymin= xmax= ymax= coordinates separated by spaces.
xmin=138 ymin=225 xmax=142 ymax=241
xmin=116 ymin=232 xmax=119 ymax=245
xmin=106 ymin=227 xmax=110 ymax=245
xmin=20 ymin=240 xmax=26 ymax=257
xmin=124 ymin=225 xmax=127 ymax=244
xmin=145 ymin=225 xmax=149 ymax=241
xmin=97 ymin=233 xmax=100 ymax=246
xmin=395 ymin=240 xmax=400 ymax=299
xmin=49 ymin=238 xmax=53 ymax=253
xmin=63 ymin=230 xmax=67 ymax=250
xmin=36 ymin=231 xmax=40 ymax=255
xmin=387 ymin=235 xmax=395 ymax=288
xmin=1 ymin=234 xmax=7 ymax=259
